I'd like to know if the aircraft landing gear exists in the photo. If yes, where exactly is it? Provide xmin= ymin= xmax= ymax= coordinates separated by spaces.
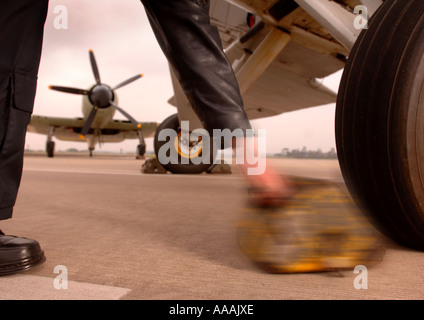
xmin=46 ymin=141 xmax=55 ymax=158
xmin=336 ymin=0 xmax=424 ymax=249
xmin=46 ymin=127 xmax=55 ymax=158
xmin=136 ymin=130 xmax=146 ymax=160
xmin=153 ymin=113 xmax=215 ymax=174
xmin=136 ymin=144 xmax=146 ymax=159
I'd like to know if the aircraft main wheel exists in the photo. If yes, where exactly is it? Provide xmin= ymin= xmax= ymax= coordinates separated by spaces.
xmin=46 ymin=141 xmax=55 ymax=158
xmin=336 ymin=0 xmax=424 ymax=249
xmin=154 ymin=114 xmax=215 ymax=174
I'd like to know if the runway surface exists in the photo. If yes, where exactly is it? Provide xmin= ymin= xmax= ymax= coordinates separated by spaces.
xmin=1 ymin=153 xmax=423 ymax=300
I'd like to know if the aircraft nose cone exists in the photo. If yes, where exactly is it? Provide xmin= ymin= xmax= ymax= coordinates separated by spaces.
xmin=90 ymin=84 xmax=114 ymax=108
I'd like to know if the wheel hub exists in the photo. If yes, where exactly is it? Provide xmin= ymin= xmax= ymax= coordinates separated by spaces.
xmin=89 ymin=84 xmax=114 ymax=108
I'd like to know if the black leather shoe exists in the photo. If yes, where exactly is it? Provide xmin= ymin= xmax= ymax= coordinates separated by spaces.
xmin=0 ymin=229 xmax=45 ymax=276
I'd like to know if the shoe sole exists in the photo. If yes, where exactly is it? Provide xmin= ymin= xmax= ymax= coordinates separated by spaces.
xmin=0 ymin=250 xmax=46 ymax=276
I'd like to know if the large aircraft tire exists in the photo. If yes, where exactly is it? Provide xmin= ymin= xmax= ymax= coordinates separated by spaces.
xmin=336 ymin=0 xmax=424 ymax=249
xmin=154 ymin=114 xmax=215 ymax=174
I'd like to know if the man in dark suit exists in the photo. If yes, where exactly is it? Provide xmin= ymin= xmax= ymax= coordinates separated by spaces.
xmin=0 ymin=0 xmax=49 ymax=275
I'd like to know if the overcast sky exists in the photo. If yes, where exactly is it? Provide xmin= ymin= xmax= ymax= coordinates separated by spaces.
xmin=27 ymin=0 xmax=342 ymax=154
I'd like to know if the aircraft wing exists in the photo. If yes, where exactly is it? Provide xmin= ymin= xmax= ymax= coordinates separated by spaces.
xmin=211 ymin=0 xmax=347 ymax=119
xmin=169 ymin=0 xmax=348 ymax=122
xmin=28 ymin=115 xmax=158 ymax=143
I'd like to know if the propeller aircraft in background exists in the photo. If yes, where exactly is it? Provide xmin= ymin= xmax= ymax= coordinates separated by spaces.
xmin=28 ymin=50 xmax=158 ymax=158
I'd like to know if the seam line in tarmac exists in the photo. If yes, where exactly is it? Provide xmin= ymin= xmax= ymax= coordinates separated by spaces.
xmin=23 ymin=167 xmax=240 ymax=179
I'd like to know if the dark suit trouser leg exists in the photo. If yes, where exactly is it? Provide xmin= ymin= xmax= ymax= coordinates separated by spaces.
xmin=0 ymin=0 xmax=48 ymax=220
xmin=140 ymin=0 xmax=251 ymax=137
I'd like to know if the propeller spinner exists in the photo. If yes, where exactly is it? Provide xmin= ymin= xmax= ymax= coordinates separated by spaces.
xmin=49 ymin=50 xmax=143 ymax=138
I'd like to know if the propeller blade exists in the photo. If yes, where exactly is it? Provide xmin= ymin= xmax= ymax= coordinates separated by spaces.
xmin=80 ymin=106 xmax=98 ymax=138
xmin=109 ymin=101 xmax=142 ymax=129
xmin=89 ymin=50 xmax=101 ymax=84
xmin=113 ymin=74 xmax=143 ymax=90
xmin=49 ymin=86 xmax=90 ymax=95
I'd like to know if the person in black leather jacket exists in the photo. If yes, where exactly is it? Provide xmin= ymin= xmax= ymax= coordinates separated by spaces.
xmin=141 ymin=0 xmax=289 ymax=204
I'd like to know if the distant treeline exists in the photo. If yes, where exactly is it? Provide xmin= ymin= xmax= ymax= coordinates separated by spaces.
xmin=278 ymin=147 xmax=338 ymax=159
